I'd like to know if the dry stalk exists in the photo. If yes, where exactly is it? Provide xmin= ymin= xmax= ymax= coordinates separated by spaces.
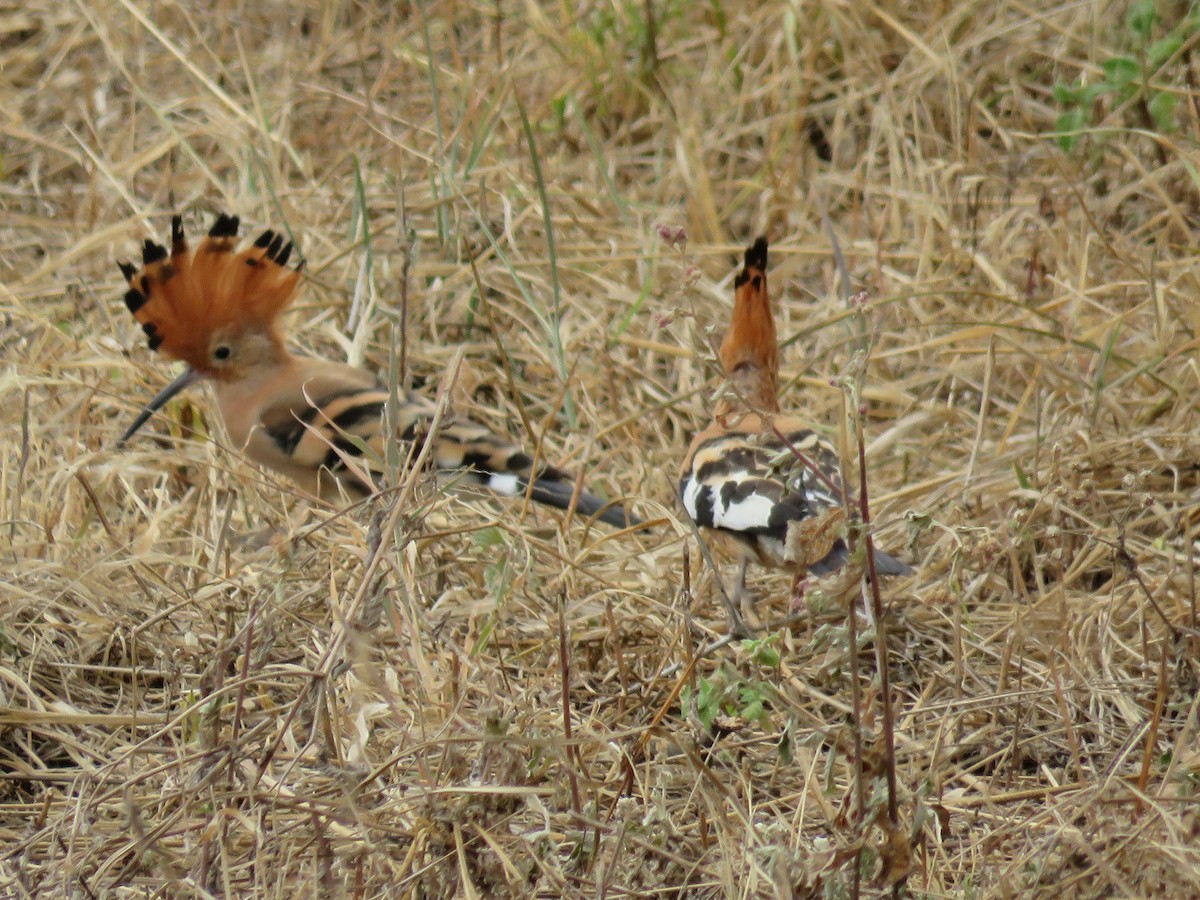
xmin=8 ymin=2 xmax=1200 ymax=894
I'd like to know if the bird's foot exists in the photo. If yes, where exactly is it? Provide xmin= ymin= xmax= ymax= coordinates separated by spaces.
xmin=790 ymin=574 xmax=812 ymax=613
xmin=723 ymin=582 xmax=764 ymax=639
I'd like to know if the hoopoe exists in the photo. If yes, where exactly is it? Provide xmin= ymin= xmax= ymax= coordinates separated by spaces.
xmin=679 ymin=237 xmax=912 ymax=610
xmin=115 ymin=212 xmax=640 ymax=528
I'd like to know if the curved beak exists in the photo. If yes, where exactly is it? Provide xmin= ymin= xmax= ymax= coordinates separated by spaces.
xmin=116 ymin=367 xmax=204 ymax=448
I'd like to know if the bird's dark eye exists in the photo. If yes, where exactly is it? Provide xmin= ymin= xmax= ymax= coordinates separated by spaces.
xmin=213 ymin=345 xmax=232 ymax=361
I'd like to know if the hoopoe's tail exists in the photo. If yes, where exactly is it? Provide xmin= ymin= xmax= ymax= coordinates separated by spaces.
xmin=467 ymin=465 xmax=644 ymax=530
xmin=520 ymin=477 xmax=644 ymax=530
xmin=807 ymin=540 xmax=914 ymax=578
xmin=437 ymin=423 xmax=643 ymax=529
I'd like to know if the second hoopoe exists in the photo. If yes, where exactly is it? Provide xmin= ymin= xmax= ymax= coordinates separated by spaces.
xmin=680 ymin=237 xmax=912 ymax=613
xmin=116 ymin=212 xmax=640 ymax=528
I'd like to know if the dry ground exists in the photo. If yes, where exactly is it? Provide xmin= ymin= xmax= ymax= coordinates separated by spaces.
xmin=3 ymin=0 xmax=1200 ymax=896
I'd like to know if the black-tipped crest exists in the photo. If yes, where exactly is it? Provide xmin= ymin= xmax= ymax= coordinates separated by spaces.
xmin=253 ymin=228 xmax=294 ymax=264
xmin=745 ymin=236 xmax=768 ymax=270
xmin=719 ymin=235 xmax=778 ymax=414
xmin=170 ymin=215 xmax=186 ymax=254
xmin=124 ymin=288 xmax=147 ymax=314
xmin=142 ymin=240 xmax=168 ymax=266
xmin=734 ymin=237 xmax=768 ymax=288
xmin=119 ymin=211 xmax=303 ymax=370
xmin=208 ymin=214 xmax=240 ymax=238
xmin=143 ymin=321 xmax=163 ymax=350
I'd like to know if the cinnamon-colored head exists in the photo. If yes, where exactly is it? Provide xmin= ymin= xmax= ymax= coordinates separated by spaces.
xmin=118 ymin=214 xmax=303 ymax=380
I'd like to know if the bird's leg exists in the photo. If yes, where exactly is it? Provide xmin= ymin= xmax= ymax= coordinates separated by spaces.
xmin=790 ymin=571 xmax=809 ymax=611
xmin=729 ymin=561 xmax=768 ymax=638
xmin=718 ymin=559 xmax=758 ymax=637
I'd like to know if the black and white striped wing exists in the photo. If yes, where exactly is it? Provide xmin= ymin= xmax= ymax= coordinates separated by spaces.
xmin=259 ymin=384 xmax=638 ymax=526
xmin=680 ymin=427 xmax=846 ymax=569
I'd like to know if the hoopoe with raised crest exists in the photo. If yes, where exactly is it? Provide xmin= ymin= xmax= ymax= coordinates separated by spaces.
xmin=679 ymin=237 xmax=912 ymax=610
xmin=115 ymin=212 xmax=641 ymax=529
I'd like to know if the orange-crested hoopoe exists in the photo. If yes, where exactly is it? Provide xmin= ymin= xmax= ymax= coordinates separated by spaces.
xmin=679 ymin=237 xmax=912 ymax=605
xmin=115 ymin=212 xmax=640 ymax=528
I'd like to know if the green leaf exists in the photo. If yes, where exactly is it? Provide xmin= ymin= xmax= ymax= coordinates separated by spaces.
xmin=754 ymin=645 xmax=781 ymax=667
xmin=1054 ymin=107 xmax=1087 ymax=150
xmin=1102 ymin=56 xmax=1140 ymax=89
xmin=1014 ymin=462 xmax=1030 ymax=491
xmin=696 ymin=680 xmax=719 ymax=728
xmin=739 ymin=684 xmax=765 ymax=706
xmin=1081 ymin=81 xmax=1115 ymax=104
xmin=550 ymin=94 xmax=568 ymax=131
xmin=474 ymin=526 xmax=506 ymax=549
xmin=1148 ymin=35 xmax=1183 ymax=68
xmin=1128 ymin=0 xmax=1158 ymax=39
xmin=777 ymin=727 xmax=792 ymax=763
xmin=906 ymin=512 xmax=933 ymax=530
xmin=743 ymin=699 xmax=764 ymax=723
xmin=739 ymin=637 xmax=781 ymax=667
xmin=474 ymin=615 xmax=495 ymax=654
xmin=484 ymin=557 xmax=511 ymax=599
xmin=1148 ymin=91 xmax=1178 ymax=129
xmin=1052 ymin=82 xmax=1080 ymax=105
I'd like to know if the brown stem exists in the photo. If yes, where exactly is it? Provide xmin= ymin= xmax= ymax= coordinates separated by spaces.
xmin=856 ymin=409 xmax=899 ymax=828
xmin=558 ymin=593 xmax=582 ymax=817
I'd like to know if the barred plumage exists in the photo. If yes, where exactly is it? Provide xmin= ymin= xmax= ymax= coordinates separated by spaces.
xmin=679 ymin=238 xmax=911 ymax=611
xmin=115 ymin=213 xmax=640 ymax=529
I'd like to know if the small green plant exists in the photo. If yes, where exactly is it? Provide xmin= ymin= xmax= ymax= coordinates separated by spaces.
xmin=738 ymin=636 xmax=781 ymax=668
xmin=475 ymin=526 xmax=514 ymax=604
xmin=1052 ymin=0 xmax=1196 ymax=150
xmin=550 ymin=0 xmax=690 ymax=127
xmin=469 ymin=526 xmax=519 ymax=657
xmin=680 ymin=662 xmax=776 ymax=730
xmin=580 ymin=0 xmax=677 ymax=76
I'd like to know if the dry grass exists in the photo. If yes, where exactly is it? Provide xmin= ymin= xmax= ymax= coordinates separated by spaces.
xmin=4 ymin=0 xmax=1200 ymax=896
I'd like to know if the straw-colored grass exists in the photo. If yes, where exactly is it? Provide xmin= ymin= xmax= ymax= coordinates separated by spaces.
xmin=4 ymin=0 xmax=1200 ymax=896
